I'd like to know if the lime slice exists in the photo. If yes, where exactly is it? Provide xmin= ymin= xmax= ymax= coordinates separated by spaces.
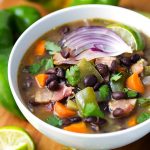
xmin=0 ymin=126 xmax=35 ymax=150
xmin=107 ymin=24 xmax=145 ymax=51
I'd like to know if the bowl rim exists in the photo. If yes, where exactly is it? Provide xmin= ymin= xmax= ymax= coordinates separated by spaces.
xmin=8 ymin=4 xmax=150 ymax=138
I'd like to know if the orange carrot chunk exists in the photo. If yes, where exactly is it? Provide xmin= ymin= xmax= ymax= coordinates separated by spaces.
xmin=126 ymin=73 xmax=144 ymax=94
xmin=35 ymin=74 xmax=49 ymax=88
xmin=63 ymin=122 xmax=89 ymax=133
xmin=54 ymin=102 xmax=76 ymax=118
xmin=127 ymin=116 xmax=137 ymax=127
xmin=34 ymin=40 xmax=46 ymax=56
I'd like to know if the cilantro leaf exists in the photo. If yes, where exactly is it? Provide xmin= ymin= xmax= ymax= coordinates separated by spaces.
xmin=45 ymin=41 xmax=61 ymax=55
xmin=137 ymin=112 xmax=150 ymax=124
xmin=29 ymin=63 xmax=41 ymax=75
xmin=124 ymin=88 xmax=138 ymax=98
xmin=111 ymin=73 xmax=122 ymax=81
xmin=45 ymin=57 xmax=54 ymax=70
xmin=46 ymin=115 xmax=62 ymax=127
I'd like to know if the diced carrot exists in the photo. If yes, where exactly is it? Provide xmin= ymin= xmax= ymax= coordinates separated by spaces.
xmin=34 ymin=40 xmax=46 ymax=56
xmin=35 ymin=74 xmax=49 ymax=88
xmin=127 ymin=116 xmax=137 ymax=127
xmin=126 ymin=73 xmax=144 ymax=94
xmin=54 ymin=102 xmax=76 ymax=118
xmin=63 ymin=122 xmax=89 ymax=133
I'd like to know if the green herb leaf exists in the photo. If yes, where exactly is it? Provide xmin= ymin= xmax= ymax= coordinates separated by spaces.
xmin=138 ymin=97 xmax=150 ymax=106
xmin=40 ymin=58 xmax=47 ymax=66
xmin=99 ymin=84 xmax=110 ymax=101
xmin=45 ymin=57 xmax=54 ymax=70
xmin=124 ymin=88 xmax=138 ymax=98
xmin=111 ymin=73 xmax=122 ymax=81
xmin=45 ymin=41 xmax=61 ymax=55
xmin=46 ymin=115 xmax=62 ymax=127
xmin=29 ymin=63 xmax=41 ymax=75
xmin=137 ymin=112 xmax=150 ymax=124
xmin=66 ymin=65 xmax=80 ymax=86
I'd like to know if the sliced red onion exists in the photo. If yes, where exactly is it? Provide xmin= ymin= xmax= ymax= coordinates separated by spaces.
xmin=61 ymin=26 xmax=132 ymax=58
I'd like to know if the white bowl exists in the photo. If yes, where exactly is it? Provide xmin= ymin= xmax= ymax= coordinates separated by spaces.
xmin=8 ymin=5 xmax=150 ymax=150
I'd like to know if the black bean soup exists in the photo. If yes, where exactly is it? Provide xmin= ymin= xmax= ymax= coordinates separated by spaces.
xmin=18 ymin=19 xmax=150 ymax=133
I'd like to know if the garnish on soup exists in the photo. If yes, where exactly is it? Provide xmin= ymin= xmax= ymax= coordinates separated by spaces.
xmin=18 ymin=19 xmax=150 ymax=133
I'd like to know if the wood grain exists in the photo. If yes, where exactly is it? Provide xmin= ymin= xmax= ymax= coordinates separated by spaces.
xmin=0 ymin=106 xmax=150 ymax=150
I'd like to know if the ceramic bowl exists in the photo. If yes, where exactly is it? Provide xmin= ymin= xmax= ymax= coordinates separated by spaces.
xmin=8 ymin=5 xmax=150 ymax=150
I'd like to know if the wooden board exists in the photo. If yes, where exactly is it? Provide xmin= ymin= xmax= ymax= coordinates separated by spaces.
xmin=0 ymin=106 xmax=150 ymax=150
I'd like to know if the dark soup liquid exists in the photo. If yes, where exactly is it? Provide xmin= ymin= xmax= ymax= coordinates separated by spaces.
xmin=18 ymin=19 xmax=150 ymax=133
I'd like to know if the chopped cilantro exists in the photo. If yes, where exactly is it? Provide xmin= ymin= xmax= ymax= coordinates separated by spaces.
xmin=29 ymin=63 xmax=41 ymax=75
xmin=45 ymin=57 xmax=54 ymax=70
xmin=111 ymin=72 xmax=122 ymax=81
xmin=45 ymin=41 xmax=61 ymax=55
xmin=137 ymin=112 xmax=150 ymax=124
xmin=46 ymin=115 xmax=62 ymax=127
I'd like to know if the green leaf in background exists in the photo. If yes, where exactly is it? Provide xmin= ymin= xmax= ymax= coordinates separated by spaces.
xmin=46 ymin=115 xmax=62 ymax=127
xmin=137 ymin=112 xmax=150 ymax=124
xmin=45 ymin=41 xmax=61 ymax=55
xmin=70 ymin=0 xmax=120 ymax=6
xmin=0 ymin=54 xmax=24 ymax=119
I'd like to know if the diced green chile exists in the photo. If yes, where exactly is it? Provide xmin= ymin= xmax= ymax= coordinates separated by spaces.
xmin=110 ymin=73 xmax=126 ymax=92
xmin=66 ymin=65 xmax=80 ymax=86
xmin=75 ymin=87 xmax=104 ymax=118
xmin=77 ymin=59 xmax=103 ymax=88
xmin=138 ymin=98 xmax=150 ymax=106
xmin=144 ymin=66 xmax=150 ymax=76
xmin=99 ymin=84 xmax=110 ymax=101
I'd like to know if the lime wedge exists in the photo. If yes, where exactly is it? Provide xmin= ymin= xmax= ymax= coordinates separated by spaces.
xmin=107 ymin=24 xmax=145 ymax=51
xmin=0 ymin=126 xmax=35 ymax=150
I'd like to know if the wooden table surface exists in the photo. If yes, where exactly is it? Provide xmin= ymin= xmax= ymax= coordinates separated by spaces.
xmin=0 ymin=0 xmax=150 ymax=150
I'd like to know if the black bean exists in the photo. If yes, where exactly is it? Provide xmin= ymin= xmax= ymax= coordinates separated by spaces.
xmin=113 ymin=108 xmax=124 ymax=117
xmin=62 ymin=117 xmax=82 ymax=126
xmin=60 ymin=26 xmax=70 ymax=35
xmin=47 ymin=80 xmax=59 ymax=91
xmin=22 ymin=76 xmax=33 ymax=89
xmin=46 ymin=74 xmax=58 ymax=86
xmin=84 ymin=75 xmax=97 ymax=87
xmin=112 ymin=92 xmax=126 ymax=100
xmin=61 ymin=48 xmax=70 ymax=58
xmin=110 ymin=60 xmax=119 ymax=72
xmin=130 ymin=54 xmax=141 ymax=63
xmin=93 ymin=82 xmax=101 ymax=91
xmin=99 ymin=102 xmax=109 ymax=113
xmin=46 ymin=68 xmax=57 ymax=74
xmin=96 ymin=64 xmax=109 ymax=77
xmin=97 ymin=118 xmax=107 ymax=126
xmin=56 ymin=68 xmax=65 ymax=79
xmin=83 ymin=117 xmax=97 ymax=123
xmin=120 ymin=57 xmax=131 ymax=67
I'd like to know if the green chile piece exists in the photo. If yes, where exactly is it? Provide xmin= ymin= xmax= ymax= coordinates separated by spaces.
xmin=8 ymin=6 xmax=41 ymax=34
xmin=0 ymin=54 xmax=24 ymax=119
xmin=77 ymin=59 xmax=103 ymax=88
xmin=75 ymin=87 xmax=104 ymax=118
xmin=110 ymin=73 xmax=126 ymax=92
xmin=0 ymin=10 xmax=13 ymax=51
xmin=66 ymin=65 xmax=80 ymax=86
xmin=144 ymin=66 xmax=150 ymax=76
xmin=71 ymin=0 xmax=120 ymax=6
